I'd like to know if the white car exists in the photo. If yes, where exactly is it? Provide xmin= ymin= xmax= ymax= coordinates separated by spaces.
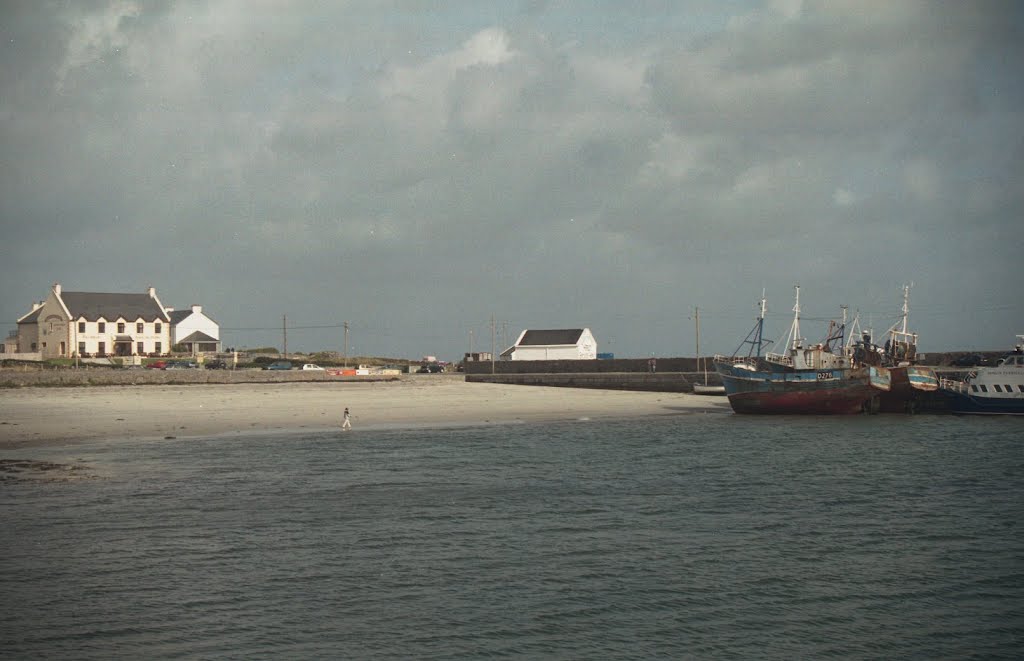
xmin=301 ymin=363 xmax=325 ymax=371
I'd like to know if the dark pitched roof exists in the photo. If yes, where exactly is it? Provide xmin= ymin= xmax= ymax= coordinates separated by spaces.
xmin=61 ymin=292 xmax=169 ymax=322
xmin=178 ymin=331 xmax=217 ymax=343
xmin=167 ymin=309 xmax=191 ymax=324
xmin=18 ymin=307 xmax=43 ymax=324
xmin=518 ymin=329 xmax=585 ymax=346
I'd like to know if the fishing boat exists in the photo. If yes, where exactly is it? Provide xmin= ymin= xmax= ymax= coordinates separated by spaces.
xmin=692 ymin=307 xmax=726 ymax=395
xmin=939 ymin=336 xmax=1024 ymax=415
xmin=713 ymin=287 xmax=874 ymax=414
xmin=847 ymin=285 xmax=939 ymax=413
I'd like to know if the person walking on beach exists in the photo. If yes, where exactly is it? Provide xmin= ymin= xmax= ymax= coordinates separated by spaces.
xmin=342 ymin=407 xmax=352 ymax=430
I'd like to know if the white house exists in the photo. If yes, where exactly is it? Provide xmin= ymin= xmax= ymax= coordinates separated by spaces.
xmin=167 ymin=305 xmax=220 ymax=354
xmin=500 ymin=328 xmax=597 ymax=361
xmin=8 ymin=283 xmax=172 ymax=359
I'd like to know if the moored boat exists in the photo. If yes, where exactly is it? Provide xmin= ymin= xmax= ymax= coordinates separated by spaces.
xmin=693 ymin=306 xmax=726 ymax=396
xmin=940 ymin=336 xmax=1024 ymax=415
xmin=847 ymin=285 xmax=939 ymax=413
xmin=714 ymin=287 xmax=874 ymax=414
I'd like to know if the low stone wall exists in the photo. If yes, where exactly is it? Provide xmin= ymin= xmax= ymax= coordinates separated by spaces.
xmin=464 ymin=357 xmax=705 ymax=375
xmin=466 ymin=371 xmax=721 ymax=393
xmin=0 ymin=367 xmax=409 ymax=388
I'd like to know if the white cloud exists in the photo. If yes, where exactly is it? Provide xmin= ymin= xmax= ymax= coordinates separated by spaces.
xmin=833 ymin=188 xmax=856 ymax=207
xmin=3 ymin=2 xmax=1021 ymax=356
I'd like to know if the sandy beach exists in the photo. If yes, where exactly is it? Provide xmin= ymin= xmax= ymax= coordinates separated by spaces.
xmin=0 ymin=378 xmax=730 ymax=448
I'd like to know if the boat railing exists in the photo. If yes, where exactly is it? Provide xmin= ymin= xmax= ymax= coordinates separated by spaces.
xmin=764 ymin=351 xmax=793 ymax=367
xmin=714 ymin=354 xmax=758 ymax=368
xmin=939 ymin=377 xmax=969 ymax=394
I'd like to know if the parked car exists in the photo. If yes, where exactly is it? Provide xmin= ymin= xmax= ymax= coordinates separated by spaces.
xmin=417 ymin=364 xmax=444 ymax=374
xmin=165 ymin=360 xmax=198 ymax=370
xmin=146 ymin=360 xmax=168 ymax=370
xmin=301 ymin=363 xmax=325 ymax=371
xmin=205 ymin=359 xmax=227 ymax=370
xmin=264 ymin=361 xmax=293 ymax=370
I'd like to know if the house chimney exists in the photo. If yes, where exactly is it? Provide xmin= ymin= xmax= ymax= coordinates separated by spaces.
xmin=192 ymin=304 xmax=202 ymax=313
xmin=32 ymin=302 xmax=42 ymax=311
xmin=148 ymin=286 xmax=155 ymax=297
xmin=53 ymin=282 xmax=61 ymax=296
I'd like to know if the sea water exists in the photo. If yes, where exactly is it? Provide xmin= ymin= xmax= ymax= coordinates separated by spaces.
xmin=2 ymin=414 xmax=1022 ymax=659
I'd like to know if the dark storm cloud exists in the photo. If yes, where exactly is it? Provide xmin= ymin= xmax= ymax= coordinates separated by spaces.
xmin=1 ymin=1 xmax=1021 ymax=357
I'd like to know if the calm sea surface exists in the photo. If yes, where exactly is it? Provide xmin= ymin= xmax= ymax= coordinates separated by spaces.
xmin=2 ymin=414 xmax=1022 ymax=659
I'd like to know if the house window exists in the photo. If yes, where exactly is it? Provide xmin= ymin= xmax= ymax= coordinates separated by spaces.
xmin=79 ymin=321 xmax=86 ymax=332
xmin=137 ymin=342 xmax=144 ymax=355
xmin=78 ymin=342 xmax=86 ymax=355
xmin=117 ymin=322 xmax=125 ymax=333
xmin=137 ymin=322 xmax=144 ymax=333
xmin=155 ymin=342 xmax=162 ymax=354
xmin=98 ymin=322 xmax=105 ymax=333
xmin=98 ymin=341 xmax=105 ymax=355
xmin=156 ymin=323 xmax=162 ymax=333
xmin=31 ymin=342 xmax=37 ymax=351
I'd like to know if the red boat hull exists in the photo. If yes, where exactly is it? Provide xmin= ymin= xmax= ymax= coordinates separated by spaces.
xmin=875 ymin=366 xmax=940 ymax=413
xmin=727 ymin=387 xmax=874 ymax=415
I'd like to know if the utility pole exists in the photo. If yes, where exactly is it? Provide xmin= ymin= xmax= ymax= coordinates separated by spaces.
xmin=283 ymin=314 xmax=287 ymax=358
xmin=490 ymin=315 xmax=496 ymax=374
xmin=469 ymin=329 xmax=474 ymax=356
xmin=343 ymin=321 xmax=349 ymax=368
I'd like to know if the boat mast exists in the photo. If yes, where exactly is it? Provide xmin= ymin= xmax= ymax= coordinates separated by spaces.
xmin=755 ymin=290 xmax=766 ymax=356
xmin=789 ymin=285 xmax=802 ymax=352
xmin=900 ymin=283 xmax=910 ymax=334
xmin=696 ymin=306 xmax=707 ymax=385
xmin=730 ymin=289 xmax=769 ymax=359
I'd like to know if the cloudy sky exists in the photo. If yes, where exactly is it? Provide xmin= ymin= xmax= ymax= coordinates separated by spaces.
xmin=2 ymin=1 xmax=1021 ymax=360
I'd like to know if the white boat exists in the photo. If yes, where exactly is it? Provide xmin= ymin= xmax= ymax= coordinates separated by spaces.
xmin=693 ymin=307 xmax=726 ymax=395
xmin=939 ymin=335 xmax=1024 ymax=415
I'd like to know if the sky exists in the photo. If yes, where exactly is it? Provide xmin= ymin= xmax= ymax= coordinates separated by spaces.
xmin=2 ymin=0 xmax=1022 ymax=361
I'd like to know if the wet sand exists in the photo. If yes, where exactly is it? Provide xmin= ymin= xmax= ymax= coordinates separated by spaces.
xmin=0 ymin=378 xmax=730 ymax=448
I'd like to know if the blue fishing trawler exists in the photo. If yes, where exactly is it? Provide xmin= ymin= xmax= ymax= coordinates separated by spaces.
xmin=714 ymin=287 xmax=875 ymax=415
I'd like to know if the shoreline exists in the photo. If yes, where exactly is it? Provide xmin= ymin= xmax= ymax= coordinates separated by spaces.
xmin=0 ymin=380 xmax=731 ymax=449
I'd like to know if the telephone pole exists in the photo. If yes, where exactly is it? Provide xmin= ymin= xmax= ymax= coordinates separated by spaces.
xmin=343 ymin=321 xmax=349 ymax=368
xmin=490 ymin=315 xmax=496 ymax=374
xmin=283 ymin=314 xmax=287 ymax=358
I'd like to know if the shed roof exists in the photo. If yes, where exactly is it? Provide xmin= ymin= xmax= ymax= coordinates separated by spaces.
xmin=518 ymin=329 xmax=585 ymax=346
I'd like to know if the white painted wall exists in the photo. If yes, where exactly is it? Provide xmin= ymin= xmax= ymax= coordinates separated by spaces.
xmin=509 ymin=328 xmax=598 ymax=360
xmin=171 ymin=305 xmax=220 ymax=344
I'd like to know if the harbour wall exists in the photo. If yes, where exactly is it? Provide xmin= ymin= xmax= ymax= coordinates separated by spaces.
xmin=465 ymin=371 xmax=716 ymax=393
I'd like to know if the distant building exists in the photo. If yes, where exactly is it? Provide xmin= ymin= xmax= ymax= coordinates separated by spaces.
xmin=167 ymin=305 xmax=220 ymax=354
xmin=500 ymin=328 xmax=597 ymax=361
xmin=7 ymin=283 xmax=171 ymax=359
xmin=4 ymin=283 xmax=220 ymax=360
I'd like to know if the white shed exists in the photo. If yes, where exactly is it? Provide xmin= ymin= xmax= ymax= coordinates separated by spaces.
xmin=501 ymin=328 xmax=597 ymax=361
